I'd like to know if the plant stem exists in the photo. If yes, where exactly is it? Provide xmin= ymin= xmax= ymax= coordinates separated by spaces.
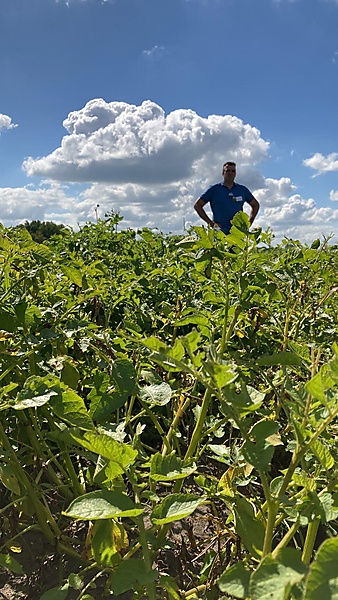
xmin=302 ymin=518 xmax=320 ymax=565
xmin=260 ymin=471 xmax=279 ymax=558
xmin=271 ymin=520 xmax=301 ymax=559
xmin=162 ymin=394 xmax=191 ymax=457
xmin=184 ymin=388 xmax=212 ymax=461
xmin=0 ymin=420 xmax=60 ymax=544
xmin=132 ymin=483 xmax=157 ymax=600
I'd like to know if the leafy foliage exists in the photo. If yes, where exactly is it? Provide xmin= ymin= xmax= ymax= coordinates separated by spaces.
xmin=0 ymin=214 xmax=338 ymax=599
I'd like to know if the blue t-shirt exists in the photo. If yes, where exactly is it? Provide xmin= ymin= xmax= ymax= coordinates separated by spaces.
xmin=200 ymin=182 xmax=254 ymax=234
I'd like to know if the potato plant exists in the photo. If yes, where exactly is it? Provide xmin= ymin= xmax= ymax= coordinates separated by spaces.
xmin=0 ymin=214 xmax=338 ymax=599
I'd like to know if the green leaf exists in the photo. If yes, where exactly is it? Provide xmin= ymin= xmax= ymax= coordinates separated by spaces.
xmin=306 ymin=366 xmax=336 ymax=402
xmin=39 ymin=584 xmax=69 ymax=600
xmin=151 ymin=494 xmax=205 ymax=525
xmin=221 ymin=385 xmax=265 ymax=418
xmin=233 ymin=496 xmax=265 ymax=559
xmin=250 ymin=548 xmax=306 ymax=600
xmin=217 ymin=561 xmax=251 ymax=598
xmin=257 ymin=351 xmax=303 ymax=366
xmin=0 ymin=463 xmax=21 ymax=495
xmin=67 ymin=573 xmax=83 ymax=590
xmin=175 ymin=314 xmax=210 ymax=328
xmin=167 ymin=338 xmax=185 ymax=361
xmin=61 ymin=264 xmax=83 ymax=287
xmin=111 ymin=359 xmax=137 ymax=397
xmin=317 ymin=493 xmax=338 ymax=523
xmin=91 ymin=519 xmax=127 ymax=566
xmin=225 ymin=231 xmax=246 ymax=249
xmin=138 ymin=382 xmax=172 ymax=406
xmin=181 ymin=329 xmax=201 ymax=354
xmin=150 ymin=453 xmax=197 ymax=481
xmin=232 ymin=210 xmax=250 ymax=232
xmin=303 ymin=537 xmax=338 ymax=599
xmin=14 ymin=379 xmax=59 ymax=409
xmin=0 ymin=309 xmax=17 ymax=333
xmin=0 ymin=553 xmax=24 ymax=574
xmin=250 ymin=420 xmax=280 ymax=443
xmin=309 ymin=439 xmax=334 ymax=470
xmin=63 ymin=490 xmax=143 ymax=520
xmin=61 ymin=361 xmax=80 ymax=390
xmin=141 ymin=336 xmax=167 ymax=353
xmin=159 ymin=575 xmax=181 ymax=600
xmin=50 ymin=388 xmax=94 ymax=430
xmin=204 ymin=361 xmax=238 ymax=389
xmin=192 ymin=226 xmax=214 ymax=249
xmin=242 ymin=439 xmax=275 ymax=471
xmin=110 ymin=559 xmax=158 ymax=595
xmin=69 ymin=430 xmax=137 ymax=472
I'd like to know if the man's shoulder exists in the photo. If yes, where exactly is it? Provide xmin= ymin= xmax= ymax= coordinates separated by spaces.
xmin=234 ymin=182 xmax=250 ymax=191
xmin=200 ymin=182 xmax=222 ymax=199
xmin=207 ymin=182 xmax=223 ymax=190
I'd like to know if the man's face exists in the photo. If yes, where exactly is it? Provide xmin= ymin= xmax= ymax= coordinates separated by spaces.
xmin=223 ymin=164 xmax=236 ymax=180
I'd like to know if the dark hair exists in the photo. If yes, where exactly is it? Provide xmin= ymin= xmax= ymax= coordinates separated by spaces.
xmin=223 ymin=161 xmax=236 ymax=168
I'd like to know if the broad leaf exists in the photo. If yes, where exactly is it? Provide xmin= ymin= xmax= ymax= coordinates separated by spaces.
xmin=110 ymin=559 xmax=158 ymax=595
xmin=257 ymin=352 xmax=303 ymax=366
xmin=151 ymin=494 xmax=205 ymax=525
xmin=138 ymin=382 xmax=172 ymax=406
xmin=0 ymin=553 xmax=24 ymax=574
xmin=233 ymin=496 xmax=265 ymax=559
xmin=217 ymin=561 xmax=251 ymax=598
xmin=91 ymin=519 xmax=128 ymax=566
xmin=150 ymin=453 xmax=197 ymax=481
xmin=63 ymin=490 xmax=143 ymax=520
xmin=303 ymin=537 xmax=338 ymax=599
xmin=39 ymin=585 xmax=69 ymax=600
xmin=0 ymin=463 xmax=20 ymax=495
xmin=249 ymin=548 xmax=306 ymax=600
xmin=69 ymin=430 xmax=137 ymax=473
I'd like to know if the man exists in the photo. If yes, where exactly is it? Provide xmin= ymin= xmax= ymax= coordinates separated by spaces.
xmin=194 ymin=161 xmax=260 ymax=234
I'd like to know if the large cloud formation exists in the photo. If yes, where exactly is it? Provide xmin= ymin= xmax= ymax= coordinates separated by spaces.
xmin=0 ymin=98 xmax=336 ymax=242
xmin=23 ymin=99 xmax=269 ymax=184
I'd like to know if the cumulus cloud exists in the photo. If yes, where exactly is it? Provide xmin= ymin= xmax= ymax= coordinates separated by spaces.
xmin=23 ymin=99 xmax=269 ymax=185
xmin=303 ymin=152 xmax=338 ymax=174
xmin=255 ymin=189 xmax=338 ymax=243
xmin=330 ymin=190 xmax=338 ymax=201
xmin=0 ymin=113 xmax=18 ymax=132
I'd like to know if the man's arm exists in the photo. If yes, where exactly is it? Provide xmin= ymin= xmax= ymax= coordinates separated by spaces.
xmin=248 ymin=198 xmax=260 ymax=226
xmin=194 ymin=198 xmax=220 ymax=228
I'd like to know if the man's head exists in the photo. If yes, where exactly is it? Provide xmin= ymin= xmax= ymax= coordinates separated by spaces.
xmin=222 ymin=161 xmax=236 ymax=183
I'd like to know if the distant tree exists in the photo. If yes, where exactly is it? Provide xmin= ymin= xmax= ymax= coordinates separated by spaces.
xmin=22 ymin=220 xmax=66 ymax=243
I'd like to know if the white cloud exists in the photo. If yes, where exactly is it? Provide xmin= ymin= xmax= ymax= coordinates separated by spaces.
xmin=303 ymin=152 xmax=338 ymax=174
xmin=23 ymin=99 xmax=269 ymax=185
xmin=0 ymin=182 xmax=85 ymax=229
xmin=257 ymin=189 xmax=338 ymax=242
xmin=0 ymin=113 xmax=18 ymax=132
xmin=330 ymin=189 xmax=338 ymax=201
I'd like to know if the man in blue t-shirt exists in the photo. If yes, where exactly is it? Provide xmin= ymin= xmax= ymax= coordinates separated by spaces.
xmin=194 ymin=161 xmax=260 ymax=234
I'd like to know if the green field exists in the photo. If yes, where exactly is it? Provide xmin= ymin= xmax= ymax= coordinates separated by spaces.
xmin=1 ymin=213 xmax=338 ymax=599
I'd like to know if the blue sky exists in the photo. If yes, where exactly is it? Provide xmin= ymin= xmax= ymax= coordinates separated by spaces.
xmin=1 ymin=0 xmax=338 ymax=242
